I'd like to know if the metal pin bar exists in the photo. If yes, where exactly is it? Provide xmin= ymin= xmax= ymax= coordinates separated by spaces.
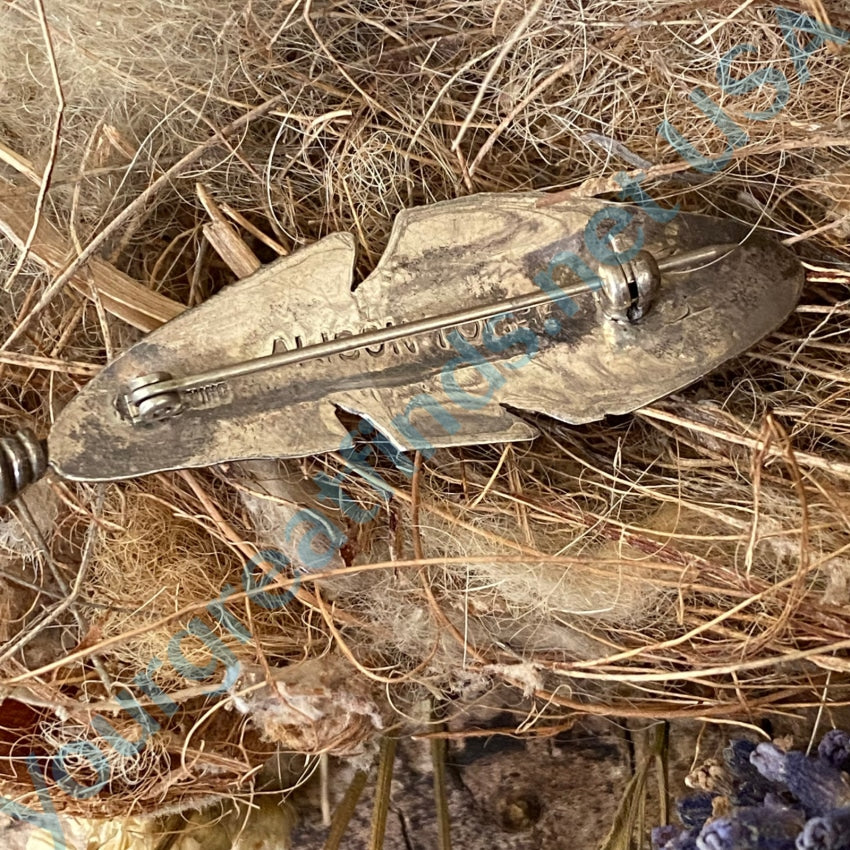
xmin=124 ymin=243 xmax=739 ymax=419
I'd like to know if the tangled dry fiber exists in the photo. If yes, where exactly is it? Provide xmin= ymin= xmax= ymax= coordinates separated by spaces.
xmin=0 ymin=0 xmax=849 ymax=822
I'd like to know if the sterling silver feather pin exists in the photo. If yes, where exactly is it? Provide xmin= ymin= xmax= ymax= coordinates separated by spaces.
xmin=0 ymin=192 xmax=803 ymax=502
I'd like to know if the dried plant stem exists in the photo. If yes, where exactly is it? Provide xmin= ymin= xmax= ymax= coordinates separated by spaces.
xmin=0 ymin=487 xmax=103 ymax=668
xmin=369 ymin=735 xmax=398 ymax=850
xmin=323 ymin=769 xmax=369 ymax=850
xmin=3 ymin=0 xmax=63 ymax=297
xmin=2 ymin=92 xmax=286 ymax=350
xmin=452 ymin=0 xmax=545 ymax=153
xmin=431 ymin=727 xmax=453 ymax=850
xmin=639 ymin=406 xmax=850 ymax=478
xmin=0 ymin=350 xmax=99 ymax=375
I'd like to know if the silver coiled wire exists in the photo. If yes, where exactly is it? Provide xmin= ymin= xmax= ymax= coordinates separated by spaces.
xmin=0 ymin=428 xmax=47 ymax=505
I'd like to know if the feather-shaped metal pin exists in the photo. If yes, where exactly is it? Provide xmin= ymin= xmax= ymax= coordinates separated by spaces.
xmin=2 ymin=192 xmax=803 ymax=499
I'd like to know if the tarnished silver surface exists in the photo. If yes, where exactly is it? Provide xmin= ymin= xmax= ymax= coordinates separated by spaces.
xmin=49 ymin=193 xmax=804 ymax=482
xmin=121 ymin=244 xmax=730 ymax=425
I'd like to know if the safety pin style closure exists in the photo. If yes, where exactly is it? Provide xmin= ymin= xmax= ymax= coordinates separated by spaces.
xmin=0 ymin=193 xmax=805 ymax=502
xmin=122 ymin=243 xmax=739 ymax=426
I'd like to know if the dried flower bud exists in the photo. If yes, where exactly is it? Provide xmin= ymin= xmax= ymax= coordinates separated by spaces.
xmin=726 ymin=739 xmax=779 ymax=805
xmin=764 ymin=794 xmax=791 ymax=807
xmin=818 ymin=731 xmax=850 ymax=774
xmin=796 ymin=807 xmax=850 ymax=850
xmin=688 ymin=759 xmax=733 ymax=795
xmin=726 ymin=740 xmax=761 ymax=778
xmin=653 ymin=825 xmax=684 ymax=849
xmin=751 ymin=743 xmax=790 ymax=784
xmin=696 ymin=805 xmax=804 ymax=850
xmin=653 ymin=825 xmax=700 ymax=850
xmin=750 ymin=744 xmax=850 ymax=815
xmin=672 ymin=831 xmax=700 ymax=850
xmin=783 ymin=753 xmax=850 ymax=816
xmin=712 ymin=796 xmax=733 ymax=818
xmin=678 ymin=793 xmax=716 ymax=830
xmin=655 ymin=735 xmax=850 ymax=850
xmin=732 ymin=783 xmax=772 ymax=808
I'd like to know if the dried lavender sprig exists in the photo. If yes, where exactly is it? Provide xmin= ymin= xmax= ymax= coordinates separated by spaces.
xmin=653 ymin=824 xmax=700 ymax=850
xmin=727 ymin=740 xmax=764 ymax=780
xmin=751 ymin=745 xmax=850 ymax=817
xmin=818 ymin=731 xmax=850 ymax=774
xmin=726 ymin=739 xmax=780 ymax=805
xmin=678 ymin=793 xmax=716 ymax=830
xmin=696 ymin=805 xmax=805 ymax=850
xmin=795 ymin=807 xmax=850 ymax=850
xmin=653 ymin=824 xmax=685 ymax=849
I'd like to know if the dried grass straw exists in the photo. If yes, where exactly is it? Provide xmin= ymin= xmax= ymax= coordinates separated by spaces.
xmin=0 ymin=0 xmax=849 ymax=817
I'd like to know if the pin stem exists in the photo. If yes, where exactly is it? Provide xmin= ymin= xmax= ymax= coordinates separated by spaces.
xmin=124 ymin=242 xmax=739 ymax=422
